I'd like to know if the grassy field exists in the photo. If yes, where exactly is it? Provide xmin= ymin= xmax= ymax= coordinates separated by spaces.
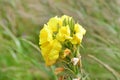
xmin=0 ymin=0 xmax=120 ymax=80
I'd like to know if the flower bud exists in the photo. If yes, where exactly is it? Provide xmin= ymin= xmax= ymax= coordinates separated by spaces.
xmin=73 ymin=78 xmax=80 ymax=80
xmin=71 ymin=58 xmax=80 ymax=65
xmin=55 ymin=67 xmax=64 ymax=75
xmin=62 ymin=48 xmax=71 ymax=58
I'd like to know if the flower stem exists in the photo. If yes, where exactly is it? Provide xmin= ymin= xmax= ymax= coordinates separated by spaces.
xmin=50 ymin=66 xmax=58 ymax=80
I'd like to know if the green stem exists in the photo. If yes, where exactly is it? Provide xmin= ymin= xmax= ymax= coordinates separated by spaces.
xmin=78 ymin=46 xmax=83 ymax=73
xmin=50 ymin=66 xmax=58 ymax=80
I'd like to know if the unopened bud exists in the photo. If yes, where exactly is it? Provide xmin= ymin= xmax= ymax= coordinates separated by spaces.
xmin=62 ymin=48 xmax=71 ymax=58
xmin=55 ymin=67 xmax=64 ymax=75
xmin=71 ymin=58 xmax=80 ymax=65
xmin=73 ymin=77 xmax=80 ymax=80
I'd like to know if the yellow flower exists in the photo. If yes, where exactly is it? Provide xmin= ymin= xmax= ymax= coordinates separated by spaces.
xmin=40 ymin=39 xmax=62 ymax=66
xmin=47 ymin=16 xmax=60 ymax=32
xmin=39 ymin=24 xmax=53 ymax=44
xmin=74 ymin=23 xmax=86 ymax=35
xmin=71 ymin=33 xmax=83 ymax=44
xmin=56 ymin=25 xmax=71 ymax=42
xmin=71 ymin=24 xmax=86 ymax=44
xmin=40 ymin=42 xmax=52 ymax=57
xmin=39 ymin=15 xmax=86 ymax=66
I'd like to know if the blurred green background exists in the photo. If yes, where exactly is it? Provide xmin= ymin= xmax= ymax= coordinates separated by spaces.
xmin=0 ymin=0 xmax=120 ymax=80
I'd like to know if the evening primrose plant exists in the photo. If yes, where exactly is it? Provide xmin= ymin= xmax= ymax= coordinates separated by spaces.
xmin=39 ymin=15 xmax=86 ymax=80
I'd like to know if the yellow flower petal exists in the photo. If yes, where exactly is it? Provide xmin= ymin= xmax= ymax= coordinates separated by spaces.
xmin=71 ymin=24 xmax=86 ymax=44
xmin=40 ymin=42 xmax=52 ymax=56
xmin=39 ymin=25 xmax=53 ymax=44
xmin=74 ymin=23 xmax=86 ymax=35
xmin=56 ymin=25 xmax=71 ymax=42
xmin=47 ymin=16 xmax=60 ymax=32
xmin=71 ymin=33 xmax=83 ymax=44
xmin=48 ymin=39 xmax=61 ymax=61
xmin=41 ymin=39 xmax=62 ymax=66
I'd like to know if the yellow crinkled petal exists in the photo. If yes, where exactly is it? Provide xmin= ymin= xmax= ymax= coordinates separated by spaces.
xmin=39 ymin=25 xmax=53 ymax=44
xmin=46 ymin=60 xmax=56 ymax=66
xmin=41 ymin=39 xmax=62 ymax=66
xmin=40 ymin=42 xmax=54 ymax=66
xmin=40 ymin=42 xmax=53 ymax=57
xmin=74 ymin=23 xmax=86 ymax=35
xmin=47 ymin=16 xmax=60 ymax=32
xmin=47 ymin=39 xmax=61 ymax=66
xmin=71 ymin=23 xmax=86 ymax=44
xmin=71 ymin=33 xmax=83 ymax=44
xmin=56 ymin=25 xmax=71 ymax=42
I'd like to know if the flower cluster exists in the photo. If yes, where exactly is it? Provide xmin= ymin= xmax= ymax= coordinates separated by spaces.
xmin=39 ymin=15 xmax=86 ymax=66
